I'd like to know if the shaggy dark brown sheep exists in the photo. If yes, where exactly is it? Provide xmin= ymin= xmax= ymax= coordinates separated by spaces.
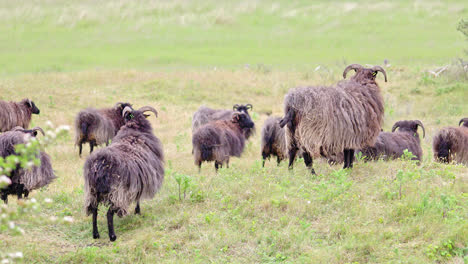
xmin=192 ymin=112 xmax=254 ymax=171
xmin=192 ymin=104 xmax=255 ymax=139
xmin=0 ymin=99 xmax=40 ymax=132
xmin=279 ymin=64 xmax=386 ymax=174
xmin=74 ymin=102 xmax=132 ymax=156
xmin=359 ymin=120 xmax=425 ymax=162
xmin=0 ymin=127 xmax=55 ymax=204
xmin=84 ymin=106 xmax=163 ymax=241
xmin=433 ymin=118 xmax=468 ymax=165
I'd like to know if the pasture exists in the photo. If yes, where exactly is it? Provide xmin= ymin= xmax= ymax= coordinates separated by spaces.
xmin=0 ymin=0 xmax=467 ymax=263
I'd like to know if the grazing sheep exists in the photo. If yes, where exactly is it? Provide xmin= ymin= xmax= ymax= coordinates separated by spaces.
xmin=279 ymin=64 xmax=386 ymax=174
xmin=192 ymin=104 xmax=255 ymax=139
xmin=0 ymin=99 xmax=40 ymax=132
xmin=359 ymin=120 xmax=425 ymax=162
xmin=74 ymin=102 xmax=132 ymax=156
xmin=84 ymin=106 xmax=163 ymax=241
xmin=433 ymin=118 xmax=468 ymax=165
xmin=0 ymin=127 xmax=55 ymax=204
xmin=261 ymin=116 xmax=287 ymax=167
xmin=192 ymin=112 xmax=254 ymax=171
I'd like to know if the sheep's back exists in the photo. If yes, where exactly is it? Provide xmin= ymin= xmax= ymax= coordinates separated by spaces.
xmin=0 ymin=102 xmax=31 ymax=132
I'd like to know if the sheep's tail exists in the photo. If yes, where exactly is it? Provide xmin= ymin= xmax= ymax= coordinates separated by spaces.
xmin=433 ymin=133 xmax=451 ymax=162
xmin=263 ymin=126 xmax=276 ymax=154
xmin=201 ymin=144 xmax=213 ymax=161
xmin=95 ymin=161 xmax=111 ymax=194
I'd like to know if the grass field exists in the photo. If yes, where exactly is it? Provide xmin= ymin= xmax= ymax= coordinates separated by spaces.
xmin=0 ymin=0 xmax=468 ymax=263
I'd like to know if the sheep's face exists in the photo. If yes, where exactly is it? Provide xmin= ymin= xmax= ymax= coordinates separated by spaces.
xmin=25 ymin=100 xmax=40 ymax=114
xmin=232 ymin=112 xmax=255 ymax=129
xmin=116 ymin=102 xmax=133 ymax=115
xmin=233 ymin=104 xmax=253 ymax=116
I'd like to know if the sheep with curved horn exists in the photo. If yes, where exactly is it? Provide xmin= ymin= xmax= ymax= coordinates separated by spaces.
xmin=0 ymin=99 xmax=40 ymax=132
xmin=433 ymin=118 xmax=468 ymax=165
xmin=0 ymin=126 xmax=55 ymax=204
xmin=279 ymin=64 xmax=386 ymax=174
xmin=359 ymin=120 xmax=425 ymax=162
xmin=74 ymin=102 xmax=132 ymax=156
xmin=192 ymin=104 xmax=255 ymax=139
xmin=84 ymin=105 xmax=164 ymax=241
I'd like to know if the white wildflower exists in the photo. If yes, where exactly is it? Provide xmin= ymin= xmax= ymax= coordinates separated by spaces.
xmin=44 ymin=198 xmax=52 ymax=203
xmin=17 ymin=227 xmax=25 ymax=235
xmin=0 ymin=175 xmax=11 ymax=186
xmin=30 ymin=198 xmax=37 ymax=203
xmin=63 ymin=216 xmax=74 ymax=223
xmin=26 ymin=161 xmax=35 ymax=168
xmin=307 ymin=201 xmax=311 ymax=204
xmin=13 ymin=252 xmax=23 ymax=259
xmin=8 ymin=222 xmax=15 ymax=229
xmin=46 ymin=121 xmax=53 ymax=127
xmin=1 ymin=214 xmax=7 ymax=219
xmin=50 ymin=216 xmax=57 ymax=222
xmin=46 ymin=131 xmax=56 ymax=138
xmin=1 ymin=258 xmax=10 ymax=264
xmin=56 ymin=125 xmax=70 ymax=132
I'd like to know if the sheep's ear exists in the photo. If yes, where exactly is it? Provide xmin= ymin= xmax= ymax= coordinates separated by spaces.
xmin=143 ymin=114 xmax=150 ymax=118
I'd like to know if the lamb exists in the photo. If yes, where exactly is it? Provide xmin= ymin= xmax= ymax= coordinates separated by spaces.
xmin=279 ymin=64 xmax=386 ymax=174
xmin=0 ymin=99 xmax=40 ymax=132
xmin=0 ymin=127 xmax=55 ymax=204
xmin=359 ymin=120 xmax=425 ymax=162
xmin=83 ymin=106 xmax=163 ymax=241
xmin=192 ymin=112 xmax=255 ymax=171
xmin=192 ymin=104 xmax=255 ymax=139
xmin=74 ymin=102 xmax=132 ymax=156
xmin=433 ymin=118 xmax=468 ymax=165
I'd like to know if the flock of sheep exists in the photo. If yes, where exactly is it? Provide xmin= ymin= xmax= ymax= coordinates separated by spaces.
xmin=0 ymin=64 xmax=467 ymax=241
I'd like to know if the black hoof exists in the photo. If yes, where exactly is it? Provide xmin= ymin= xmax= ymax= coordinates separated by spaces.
xmin=109 ymin=234 xmax=117 ymax=241
xmin=93 ymin=233 xmax=100 ymax=239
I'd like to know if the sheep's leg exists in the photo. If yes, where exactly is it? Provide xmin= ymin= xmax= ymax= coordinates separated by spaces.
xmin=16 ymin=185 xmax=23 ymax=200
xmin=106 ymin=208 xmax=117 ymax=241
xmin=24 ymin=190 xmax=29 ymax=198
xmin=90 ymin=141 xmax=95 ymax=154
xmin=198 ymin=162 xmax=202 ymax=173
xmin=276 ymin=156 xmax=281 ymax=166
xmin=215 ymin=161 xmax=221 ymax=172
xmin=226 ymin=159 xmax=229 ymax=168
xmin=288 ymin=146 xmax=299 ymax=170
xmin=91 ymin=207 xmax=100 ymax=239
xmin=343 ymin=149 xmax=349 ymax=169
xmin=302 ymin=151 xmax=316 ymax=175
xmin=135 ymin=202 xmax=141 ymax=215
xmin=348 ymin=149 xmax=355 ymax=168
xmin=262 ymin=152 xmax=268 ymax=167
xmin=1 ymin=192 xmax=7 ymax=204
xmin=79 ymin=143 xmax=83 ymax=157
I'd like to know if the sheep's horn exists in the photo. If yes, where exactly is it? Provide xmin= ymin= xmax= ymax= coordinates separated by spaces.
xmin=414 ymin=120 xmax=425 ymax=138
xmin=233 ymin=104 xmax=240 ymax=111
xmin=31 ymin=127 xmax=45 ymax=136
xmin=122 ymin=106 xmax=133 ymax=117
xmin=459 ymin=118 xmax=468 ymax=127
xmin=245 ymin=104 xmax=253 ymax=110
xmin=391 ymin=121 xmax=401 ymax=132
xmin=343 ymin=64 xmax=363 ymax=79
xmin=371 ymin=65 xmax=388 ymax=82
xmin=138 ymin=106 xmax=158 ymax=118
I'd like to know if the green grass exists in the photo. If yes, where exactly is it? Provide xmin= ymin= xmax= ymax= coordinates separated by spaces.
xmin=0 ymin=0 xmax=468 ymax=263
